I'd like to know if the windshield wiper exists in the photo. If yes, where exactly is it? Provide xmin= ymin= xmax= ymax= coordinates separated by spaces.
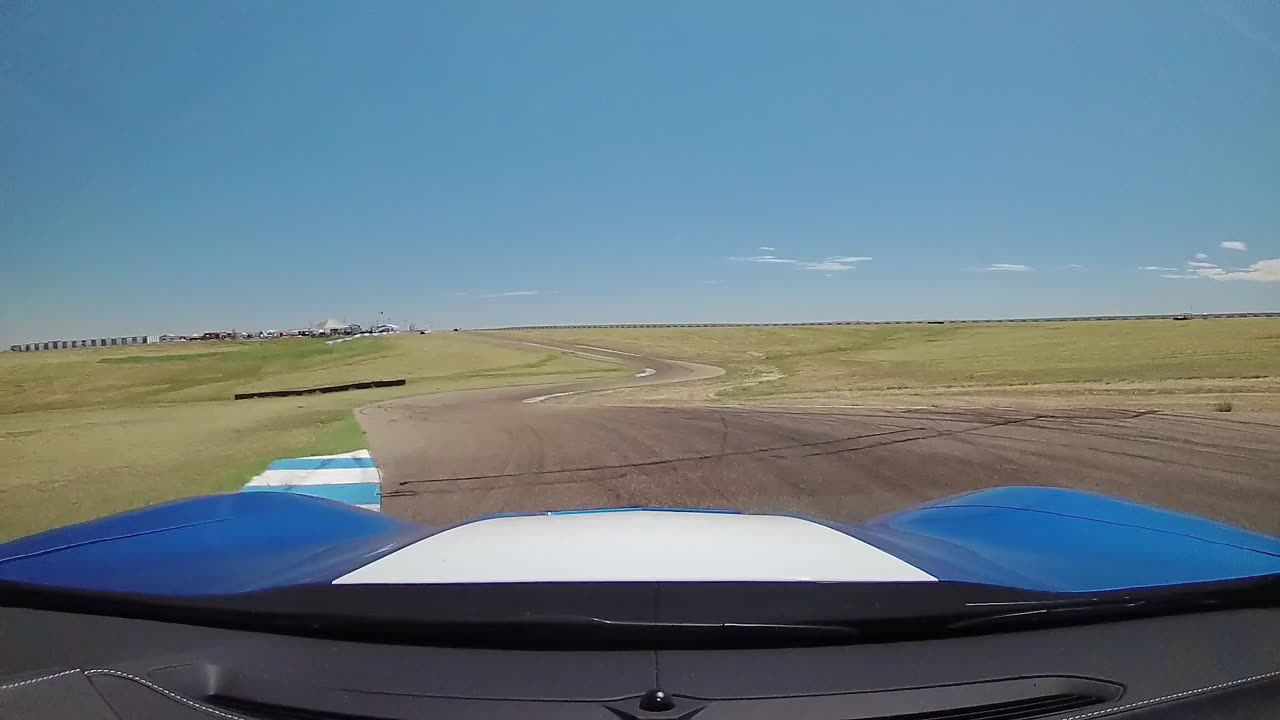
xmin=537 ymin=616 xmax=865 ymax=646
xmin=945 ymin=577 xmax=1280 ymax=633
xmin=945 ymin=598 xmax=1147 ymax=631
xmin=350 ymin=615 xmax=867 ymax=648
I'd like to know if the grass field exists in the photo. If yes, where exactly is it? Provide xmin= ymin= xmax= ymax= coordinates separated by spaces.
xmin=6 ymin=321 xmax=1277 ymax=540
xmin=509 ymin=319 xmax=1280 ymax=409
xmin=0 ymin=335 xmax=625 ymax=540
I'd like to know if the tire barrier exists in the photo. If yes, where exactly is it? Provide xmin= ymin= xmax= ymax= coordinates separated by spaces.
xmin=234 ymin=379 xmax=406 ymax=400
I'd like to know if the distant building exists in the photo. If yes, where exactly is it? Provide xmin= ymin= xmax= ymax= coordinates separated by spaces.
xmin=10 ymin=335 xmax=153 ymax=353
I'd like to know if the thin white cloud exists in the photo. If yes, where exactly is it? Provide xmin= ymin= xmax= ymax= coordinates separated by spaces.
xmin=1220 ymin=241 xmax=1248 ymax=251
xmin=798 ymin=256 xmax=872 ymax=271
xmin=799 ymin=261 xmax=852 ymax=271
xmin=1060 ymin=263 xmax=1085 ymax=269
xmin=1186 ymin=261 xmax=1218 ymax=269
xmin=1194 ymin=253 xmax=1209 ymax=260
xmin=700 ymin=279 xmax=722 ymax=284
xmin=1160 ymin=274 xmax=1201 ymax=279
xmin=731 ymin=253 xmax=871 ymax=272
xmin=1139 ymin=266 xmax=1179 ymax=271
xmin=458 ymin=290 xmax=559 ymax=299
xmin=731 ymin=255 xmax=796 ymax=264
xmin=984 ymin=263 xmax=1031 ymax=272
xmin=758 ymin=246 xmax=776 ymax=251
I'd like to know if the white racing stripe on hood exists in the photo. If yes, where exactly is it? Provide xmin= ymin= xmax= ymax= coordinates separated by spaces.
xmin=333 ymin=510 xmax=937 ymax=584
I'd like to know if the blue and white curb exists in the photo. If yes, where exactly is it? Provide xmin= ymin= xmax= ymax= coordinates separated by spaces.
xmin=240 ymin=449 xmax=382 ymax=511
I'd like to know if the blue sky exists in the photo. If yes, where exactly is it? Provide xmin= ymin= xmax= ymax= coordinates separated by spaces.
xmin=2 ymin=0 xmax=1277 ymax=343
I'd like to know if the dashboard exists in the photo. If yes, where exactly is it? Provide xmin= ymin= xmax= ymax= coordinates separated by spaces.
xmin=2 ymin=605 xmax=1277 ymax=719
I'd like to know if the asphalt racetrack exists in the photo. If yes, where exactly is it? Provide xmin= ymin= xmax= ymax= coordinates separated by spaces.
xmin=360 ymin=339 xmax=1280 ymax=535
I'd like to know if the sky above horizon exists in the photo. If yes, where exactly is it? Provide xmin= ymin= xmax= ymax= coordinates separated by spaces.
xmin=2 ymin=0 xmax=1278 ymax=344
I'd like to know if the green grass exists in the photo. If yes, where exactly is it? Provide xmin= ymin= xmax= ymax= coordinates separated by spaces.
xmin=509 ymin=319 xmax=1280 ymax=407
xmin=0 ymin=335 xmax=626 ymax=540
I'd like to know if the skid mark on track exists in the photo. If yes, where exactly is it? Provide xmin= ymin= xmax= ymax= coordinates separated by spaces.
xmin=383 ymin=426 xmax=921 ymax=492
xmin=383 ymin=413 xmax=1064 ymax=495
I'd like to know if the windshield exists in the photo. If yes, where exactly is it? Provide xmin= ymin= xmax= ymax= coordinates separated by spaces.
xmin=1 ymin=1 xmax=1278 ymax=637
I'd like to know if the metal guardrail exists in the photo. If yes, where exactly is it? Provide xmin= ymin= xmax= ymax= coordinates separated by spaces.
xmin=477 ymin=312 xmax=1280 ymax=332
xmin=234 ymin=379 xmax=406 ymax=400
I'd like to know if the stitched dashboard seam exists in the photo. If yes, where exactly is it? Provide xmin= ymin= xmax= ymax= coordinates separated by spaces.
xmin=85 ymin=669 xmax=250 ymax=720
xmin=0 ymin=669 xmax=78 ymax=692
xmin=0 ymin=665 xmax=1264 ymax=720
xmin=1057 ymin=669 xmax=1280 ymax=720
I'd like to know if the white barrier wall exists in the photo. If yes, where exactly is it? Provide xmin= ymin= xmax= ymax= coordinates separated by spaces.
xmin=10 ymin=335 xmax=152 ymax=352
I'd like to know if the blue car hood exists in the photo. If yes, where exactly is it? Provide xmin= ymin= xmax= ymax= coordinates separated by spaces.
xmin=856 ymin=486 xmax=1280 ymax=592
xmin=0 ymin=487 xmax=1277 ymax=596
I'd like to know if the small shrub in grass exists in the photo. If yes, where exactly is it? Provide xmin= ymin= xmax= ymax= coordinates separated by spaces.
xmin=1214 ymin=400 xmax=1234 ymax=412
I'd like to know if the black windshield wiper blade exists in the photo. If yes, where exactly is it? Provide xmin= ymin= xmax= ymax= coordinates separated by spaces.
xmin=945 ymin=577 xmax=1280 ymax=632
xmin=945 ymin=598 xmax=1148 ymax=631
xmin=452 ymin=616 xmax=866 ymax=647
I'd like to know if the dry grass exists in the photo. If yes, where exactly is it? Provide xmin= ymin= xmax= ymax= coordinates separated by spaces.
xmin=0 ymin=333 xmax=619 ymax=413
xmin=507 ymin=319 xmax=1280 ymax=410
xmin=0 ymin=335 xmax=626 ymax=540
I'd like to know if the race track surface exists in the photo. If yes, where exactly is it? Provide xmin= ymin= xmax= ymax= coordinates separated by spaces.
xmin=359 ymin=339 xmax=1280 ymax=535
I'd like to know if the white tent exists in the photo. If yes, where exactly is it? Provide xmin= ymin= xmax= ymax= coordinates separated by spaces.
xmin=313 ymin=319 xmax=351 ymax=331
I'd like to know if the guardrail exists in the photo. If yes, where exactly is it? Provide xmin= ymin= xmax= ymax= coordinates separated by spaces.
xmin=234 ymin=379 xmax=406 ymax=400
xmin=477 ymin=312 xmax=1280 ymax=331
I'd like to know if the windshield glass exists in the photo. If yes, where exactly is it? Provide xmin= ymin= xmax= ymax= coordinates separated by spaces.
xmin=1 ymin=1 xmax=1278 ymax=631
